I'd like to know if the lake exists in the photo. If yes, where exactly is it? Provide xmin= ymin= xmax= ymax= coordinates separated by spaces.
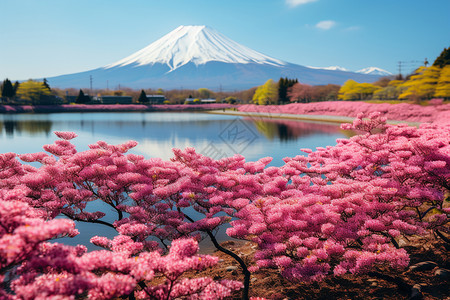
xmin=0 ymin=111 xmax=350 ymax=251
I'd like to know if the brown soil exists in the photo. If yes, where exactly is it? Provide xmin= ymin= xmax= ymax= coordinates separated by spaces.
xmin=193 ymin=236 xmax=449 ymax=300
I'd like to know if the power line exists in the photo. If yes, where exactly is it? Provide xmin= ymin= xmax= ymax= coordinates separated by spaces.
xmin=397 ymin=60 xmax=421 ymax=77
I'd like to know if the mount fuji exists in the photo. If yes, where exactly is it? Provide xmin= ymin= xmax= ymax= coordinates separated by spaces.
xmin=46 ymin=25 xmax=382 ymax=90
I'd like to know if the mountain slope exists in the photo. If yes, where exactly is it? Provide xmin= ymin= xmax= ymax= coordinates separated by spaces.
xmin=106 ymin=25 xmax=286 ymax=70
xmin=46 ymin=25 xmax=381 ymax=90
xmin=356 ymin=67 xmax=392 ymax=76
xmin=308 ymin=66 xmax=350 ymax=72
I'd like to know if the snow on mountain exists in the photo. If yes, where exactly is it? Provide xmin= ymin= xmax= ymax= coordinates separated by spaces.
xmin=106 ymin=25 xmax=286 ymax=71
xmin=308 ymin=66 xmax=350 ymax=72
xmin=46 ymin=25 xmax=382 ymax=90
xmin=356 ymin=67 xmax=392 ymax=76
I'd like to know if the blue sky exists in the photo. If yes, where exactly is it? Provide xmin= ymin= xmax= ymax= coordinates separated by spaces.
xmin=1 ymin=0 xmax=449 ymax=81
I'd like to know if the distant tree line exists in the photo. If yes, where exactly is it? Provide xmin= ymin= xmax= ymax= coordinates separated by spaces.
xmin=1 ymin=78 xmax=57 ymax=105
xmin=2 ymin=46 xmax=449 ymax=106
xmin=336 ymin=47 xmax=450 ymax=102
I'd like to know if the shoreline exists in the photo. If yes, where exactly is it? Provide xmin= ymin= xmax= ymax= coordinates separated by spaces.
xmin=0 ymin=104 xmax=422 ymax=126
xmin=0 ymin=104 xmax=236 ymax=114
xmin=207 ymin=109 xmax=422 ymax=126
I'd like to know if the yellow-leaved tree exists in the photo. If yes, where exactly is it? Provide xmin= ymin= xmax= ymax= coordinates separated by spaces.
xmin=338 ymin=80 xmax=358 ymax=100
xmin=435 ymin=65 xmax=450 ymax=99
xmin=253 ymin=79 xmax=278 ymax=105
xmin=399 ymin=66 xmax=441 ymax=100
xmin=16 ymin=80 xmax=51 ymax=104
xmin=338 ymin=80 xmax=380 ymax=100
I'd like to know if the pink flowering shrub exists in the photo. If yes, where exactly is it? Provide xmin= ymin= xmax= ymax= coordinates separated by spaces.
xmin=0 ymin=192 xmax=242 ymax=299
xmin=227 ymin=112 xmax=449 ymax=282
xmin=1 ymin=112 xmax=449 ymax=298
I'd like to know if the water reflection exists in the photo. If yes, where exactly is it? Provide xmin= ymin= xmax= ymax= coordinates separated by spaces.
xmin=248 ymin=118 xmax=344 ymax=141
xmin=0 ymin=112 xmax=352 ymax=164
xmin=0 ymin=112 xmax=351 ymax=251
xmin=0 ymin=119 xmax=52 ymax=136
xmin=0 ymin=113 xmax=345 ymax=141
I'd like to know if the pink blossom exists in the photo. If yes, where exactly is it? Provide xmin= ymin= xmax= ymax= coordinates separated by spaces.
xmin=54 ymin=131 xmax=78 ymax=140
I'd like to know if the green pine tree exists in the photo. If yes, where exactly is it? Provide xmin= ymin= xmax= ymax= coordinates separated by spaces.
xmin=13 ymin=81 xmax=19 ymax=95
xmin=278 ymin=77 xmax=298 ymax=104
xmin=138 ymin=90 xmax=148 ymax=103
xmin=433 ymin=47 xmax=450 ymax=68
xmin=75 ymin=89 xmax=89 ymax=104
xmin=1 ymin=79 xmax=15 ymax=98
xmin=43 ymin=78 xmax=51 ymax=91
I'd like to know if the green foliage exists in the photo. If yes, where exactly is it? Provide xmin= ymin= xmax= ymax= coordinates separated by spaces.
xmin=13 ymin=81 xmax=19 ymax=93
xmin=16 ymin=80 xmax=51 ymax=104
xmin=75 ymin=89 xmax=90 ymax=104
xmin=433 ymin=47 xmax=450 ymax=68
xmin=278 ymin=77 xmax=298 ymax=104
xmin=225 ymin=96 xmax=237 ymax=104
xmin=1 ymin=78 xmax=15 ymax=98
xmin=138 ymin=90 xmax=148 ymax=104
xmin=43 ymin=78 xmax=51 ymax=91
xmin=253 ymin=79 xmax=278 ymax=105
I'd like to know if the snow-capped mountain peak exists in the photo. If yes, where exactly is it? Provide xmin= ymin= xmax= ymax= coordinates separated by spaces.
xmin=106 ymin=25 xmax=287 ymax=71
xmin=46 ymin=25 xmax=384 ymax=90
xmin=308 ymin=65 xmax=349 ymax=72
xmin=356 ymin=67 xmax=392 ymax=76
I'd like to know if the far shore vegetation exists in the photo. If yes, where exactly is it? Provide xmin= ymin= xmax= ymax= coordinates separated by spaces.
xmin=1 ymin=47 xmax=449 ymax=107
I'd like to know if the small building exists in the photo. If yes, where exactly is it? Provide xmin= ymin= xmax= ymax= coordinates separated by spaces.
xmin=146 ymin=95 xmax=165 ymax=104
xmin=97 ymin=95 xmax=133 ymax=104
xmin=184 ymin=98 xmax=217 ymax=104
xmin=200 ymin=98 xmax=217 ymax=103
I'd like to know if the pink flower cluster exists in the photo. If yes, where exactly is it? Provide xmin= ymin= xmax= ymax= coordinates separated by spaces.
xmin=227 ymin=112 xmax=449 ymax=281
xmin=1 ymin=111 xmax=449 ymax=297
xmin=0 ymin=172 xmax=242 ymax=298
xmin=0 ymin=195 xmax=241 ymax=299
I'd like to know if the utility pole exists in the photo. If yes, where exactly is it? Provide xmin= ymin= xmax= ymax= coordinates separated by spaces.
xmin=90 ymin=75 xmax=93 ymax=94
xmin=398 ymin=61 xmax=403 ymax=78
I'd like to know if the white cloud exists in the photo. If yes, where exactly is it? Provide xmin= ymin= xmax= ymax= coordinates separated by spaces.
xmin=286 ymin=0 xmax=318 ymax=7
xmin=315 ymin=20 xmax=336 ymax=30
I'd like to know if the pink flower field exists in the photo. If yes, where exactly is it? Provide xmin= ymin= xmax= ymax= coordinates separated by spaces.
xmin=238 ymin=101 xmax=450 ymax=124
xmin=0 ymin=103 xmax=236 ymax=114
